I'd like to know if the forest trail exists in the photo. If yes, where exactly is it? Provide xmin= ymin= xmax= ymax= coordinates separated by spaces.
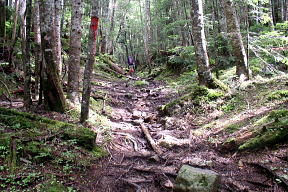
xmin=81 ymin=74 xmax=288 ymax=192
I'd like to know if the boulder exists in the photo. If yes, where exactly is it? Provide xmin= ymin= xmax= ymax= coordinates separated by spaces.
xmin=174 ymin=165 xmax=220 ymax=192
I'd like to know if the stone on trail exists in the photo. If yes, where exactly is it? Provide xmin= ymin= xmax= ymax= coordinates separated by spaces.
xmin=174 ymin=165 xmax=220 ymax=192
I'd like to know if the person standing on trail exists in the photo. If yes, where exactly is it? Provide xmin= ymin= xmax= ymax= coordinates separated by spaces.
xmin=128 ymin=56 xmax=136 ymax=75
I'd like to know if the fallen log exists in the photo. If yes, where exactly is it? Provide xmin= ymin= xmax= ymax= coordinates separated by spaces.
xmin=140 ymin=123 xmax=163 ymax=156
xmin=102 ymin=56 xmax=125 ymax=75
xmin=133 ymin=165 xmax=177 ymax=177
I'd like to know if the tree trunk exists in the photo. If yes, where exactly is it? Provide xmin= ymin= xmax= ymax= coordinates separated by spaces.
xmin=54 ymin=0 xmax=62 ymax=76
xmin=107 ymin=0 xmax=116 ymax=55
xmin=222 ymin=0 xmax=250 ymax=80
xmin=0 ymin=0 xmax=6 ymax=39
xmin=100 ymin=0 xmax=109 ymax=53
xmin=67 ymin=0 xmax=83 ymax=103
xmin=191 ymin=0 xmax=214 ymax=87
xmin=33 ymin=0 xmax=42 ymax=101
xmin=11 ymin=0 xmax=19 ymax=42
xmin=23 ymin=0 xmax=32 ymax=108
xmin=80 ymin=0 xmax=99 ymax=123
xmin=40 ymin=0 xmax=66 ymax=113
xmin=284 ymin=0 xmax=288 ymax=21
xmin=144 ymin=0 xmax=152 ymax=73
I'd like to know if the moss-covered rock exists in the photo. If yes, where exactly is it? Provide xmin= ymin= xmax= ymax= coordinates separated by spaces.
xmin=175 ymin=165 xmax=220 ymax=192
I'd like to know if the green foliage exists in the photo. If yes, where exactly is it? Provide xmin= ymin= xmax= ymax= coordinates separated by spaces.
xmin=166 ymin=46 xmax=196 ymax=73
xmin=268 ymin=90 xmax=288 ymax=100
xmin=0 ymin=108 xmax=101 ymax=190
xmin=133 ymin=80 xmax=149 ymax=87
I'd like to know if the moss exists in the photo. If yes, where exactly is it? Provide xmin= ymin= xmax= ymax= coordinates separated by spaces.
xmin=225 ymin=124 xmax=240 ymax=134
xmin=268 ymin=90 xmax=288 ymax=100
xmin=162 ymin=86 xmax=225 ymax=115
xmin=133 ymin=80 xmax=149 ymax=87
xmin=239 ymin=110 xmax=288 ymax=150
xmin=91 ymin=146 xmax=109 ymax=158
xmin=63 ymin=127 xmax=96 ymax=150
xmin=41 ymin=182 xmax=67 ymax=192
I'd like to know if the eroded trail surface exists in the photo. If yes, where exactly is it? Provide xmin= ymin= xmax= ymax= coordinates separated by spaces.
xmin=83 ymin=75 xmax=288 ymax=192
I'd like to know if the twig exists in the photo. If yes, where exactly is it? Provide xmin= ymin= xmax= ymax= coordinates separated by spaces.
xmin=121 ymin=179 xmax=142 ymax=192
xmin=140 ymin=123 xmax=163 ymax=156
xmin=248 ymin=162 xmax=288 ymax=190
xmin=102 ymin=93 xmax=107 ymax=114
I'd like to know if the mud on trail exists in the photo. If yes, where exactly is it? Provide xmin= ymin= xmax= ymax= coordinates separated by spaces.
xmin=80 ymin=74 xmax=288 ymax=192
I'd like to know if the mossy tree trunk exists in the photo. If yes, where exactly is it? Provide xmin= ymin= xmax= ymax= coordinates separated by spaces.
xmin=222 ymin=0 xmax=251 ymax=80
xmin=40 ymin=0 xmax=66 ymax=113
xmin=67 ymin=0 xmax=83 ymax=103
xmin=80 ymin=0 xmax=99 ymax=123
xmin=191 ymin=0 xmax=214 ymax=88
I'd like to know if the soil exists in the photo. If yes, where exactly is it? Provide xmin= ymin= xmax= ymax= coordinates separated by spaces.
xmin=1 ymin=73 xmax=287 ymax=192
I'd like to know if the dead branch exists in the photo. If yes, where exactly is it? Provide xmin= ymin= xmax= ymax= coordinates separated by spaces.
xmin=102 ymin=93 xmax=107 ymax=114
xmin=140 ymin=123 xmax=163 ymax=156
xmin=133 ymin=165 xmax=177 ymax=177
xmin=248 ymin=162 xmax=288 ymax=190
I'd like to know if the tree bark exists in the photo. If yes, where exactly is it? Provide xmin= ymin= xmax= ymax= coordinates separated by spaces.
xmin=144 ymin=0 xmax=152 ymax=73
xmin=222 ymin=0 xmax=250 ymax=80
xmin=100 ymin=0 xmax=109 ymax=53
xmin=23 ymin=0 xmax=32 ymax=108
xmin=11 ymin=0 xmax=19 ymax=42
xmin=54 ymin=0 xmax=62 ymax=76
xmin=80 ymin=0 xmax=99 ymax=123
xmin=33 ymin=0 xmax=42 ymax=101
xmin=67 ymin=0 xmax=83 ymax=103
xmin=40 ymin=0 xmax=66 ymax=113
xmin=284 ymin=0 xmax=288 ymax=21
xmin=191 ymin=0 xmax=214 ymax=87
xmin=107 ymin=0 xmax=116 ymax=55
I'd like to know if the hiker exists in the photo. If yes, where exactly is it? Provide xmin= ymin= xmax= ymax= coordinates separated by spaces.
xmin=128 ymin=56 xmax=135 ymax=75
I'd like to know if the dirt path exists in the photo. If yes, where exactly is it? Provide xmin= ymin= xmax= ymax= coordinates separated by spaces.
xmin=79 ymin=75 xmax=288 ymax=192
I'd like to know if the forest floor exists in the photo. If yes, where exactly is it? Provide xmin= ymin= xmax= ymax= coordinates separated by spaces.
xmin=0 ymin=70 xmax=288 ymax=192
xmin=74 ymin=72 xmax=288 ymax=192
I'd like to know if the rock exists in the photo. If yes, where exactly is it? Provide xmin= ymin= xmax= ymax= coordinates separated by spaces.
xmin=175 ymin=165 xmax=220 ymax=192
xmin=132 ymin=110 xmax=142 ymax=119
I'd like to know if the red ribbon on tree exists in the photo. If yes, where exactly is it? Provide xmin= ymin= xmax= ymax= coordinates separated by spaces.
xmin=90 ymin=16 xmax=99 ymax=40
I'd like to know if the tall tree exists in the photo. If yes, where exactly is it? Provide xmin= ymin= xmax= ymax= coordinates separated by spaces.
xmin=144 ymin=0 xmax=152 ymax=73
xmin=81 ymin=0 xmax=99 ymax=123
xmin=100 ymin=0 xmax=110 ymax=53
xmin=222 ymin=0 xmax=250 ymax=80
xmin=54 ymin=0 xmax=62 ymax=76
xmin=23 ymin=0 xmax=32 ymax=108
xmin=284 ymin=0 xmax=288 ymax=21
xmin=40 ymin=0 xmax=66 ymax=112
xmin=107 ymin=0 xmax=116 ymax=54
xmin=33 ymin=0 xmax=42 ymax=101
xmin=67 ymin=0 xmax=83 ymax=103
xmin=191 ymin=0 xmax=214 ymax=87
